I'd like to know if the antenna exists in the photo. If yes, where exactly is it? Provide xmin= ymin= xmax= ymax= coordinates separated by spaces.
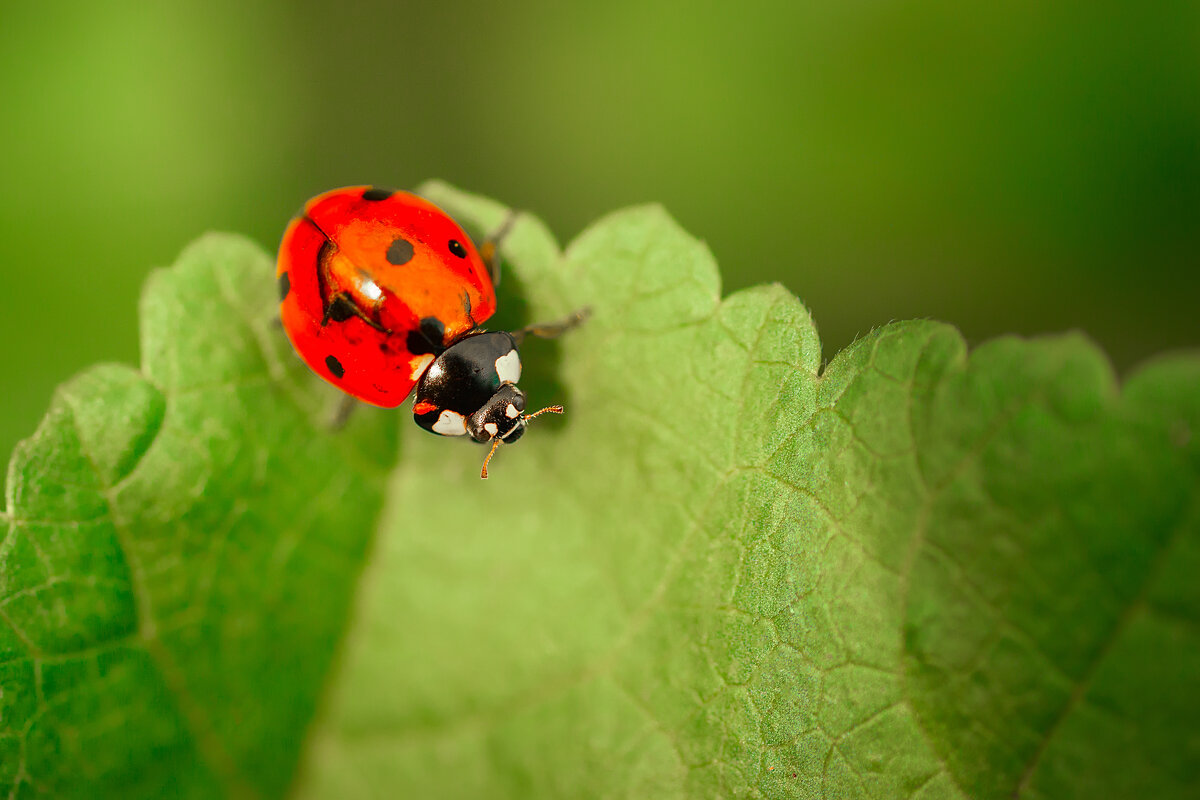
xmin=479 ymin=405 xmax=565 ymax=479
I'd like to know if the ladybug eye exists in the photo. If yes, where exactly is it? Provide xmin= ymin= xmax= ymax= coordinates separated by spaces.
xmin=448 ymin=240 xmax=467 ymax=259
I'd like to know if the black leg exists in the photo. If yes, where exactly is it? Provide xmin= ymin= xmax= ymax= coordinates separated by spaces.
xmin=328 ymin=393 xmax=359 ymax=430
xmin=512 ymin=307 xmax=591 ymax=344
xmin=478 ymin=208 xmax=521 ymax=288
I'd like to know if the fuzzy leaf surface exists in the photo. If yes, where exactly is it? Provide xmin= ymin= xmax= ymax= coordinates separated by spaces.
xmin=2 ymin=187 xmax=1197 ymax=799
xmin=296 ymin=184 xmax=1200 ymax=799
xmin=1 ymin=235 xmax=397 ymax=798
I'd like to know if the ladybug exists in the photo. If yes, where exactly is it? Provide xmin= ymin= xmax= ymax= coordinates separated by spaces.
xmin=277 ymin=185 xmax=582 ymax=478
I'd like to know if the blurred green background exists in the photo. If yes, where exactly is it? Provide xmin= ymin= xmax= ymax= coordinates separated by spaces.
xmin=2 ymin=0 xmax=1197 ymax=466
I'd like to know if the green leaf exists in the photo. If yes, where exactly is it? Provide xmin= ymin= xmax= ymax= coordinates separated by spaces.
xmin=3 ymin=185 xmax=1198 ymax=799
xmin=2 ymin=235 xmax=397 ymax=798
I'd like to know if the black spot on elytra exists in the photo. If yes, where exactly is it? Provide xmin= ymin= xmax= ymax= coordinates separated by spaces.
xmin=325 ymin=355 xmax=345 ymax=379
xmin=328 ymin=295 xmax=356 ymax=323
xmin=278 ymin=271 xmax=290 ymax=301
xmin=362 ymin=186 xmax=395 ymax=201
xmin=406 ymin=316 xmax=446 ymax=355
xmin=448 ymin=239 xmax=467 ymax=258
xmin=386 ymin=237 xmax=415 ymax=265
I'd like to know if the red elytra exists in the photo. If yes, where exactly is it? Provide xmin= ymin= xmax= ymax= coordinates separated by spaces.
xmin=276 ymin=185 xmax=497 ymax=407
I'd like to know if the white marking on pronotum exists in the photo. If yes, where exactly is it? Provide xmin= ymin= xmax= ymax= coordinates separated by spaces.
xmin=411 ymin=354 xmax=435 ymax=380
xmin=505 ymin=403 xmax=520 ymax=418
xmin=484 ymin=422 xmax=499 ymax=437
xmin=494 ymin=350 xmax=521 ymax=385
xmin=432 ymin=410 xmax=468 ymax=436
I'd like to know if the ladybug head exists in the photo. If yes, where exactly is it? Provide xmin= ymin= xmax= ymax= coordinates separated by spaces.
xmin=466 ymin=384 xmax=527 ymax=443
xmin=413 ymin=331 xmax=564 ymax=478
xmin=472 ymin=384 xmax=563 ymax=478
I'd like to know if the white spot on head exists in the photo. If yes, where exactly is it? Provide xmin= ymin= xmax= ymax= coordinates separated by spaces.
xmin=359 ymin=275 xmax=383 ymax=301
xmin=505 ymin=403 xmax=520 ymax=419
xmin=483 ymin=422 xmax=499 ymax=437
xmin=494 ymin=349 xmax=521 ymax=385
xmin=432 ymin=410 xmax=467 ymax=436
